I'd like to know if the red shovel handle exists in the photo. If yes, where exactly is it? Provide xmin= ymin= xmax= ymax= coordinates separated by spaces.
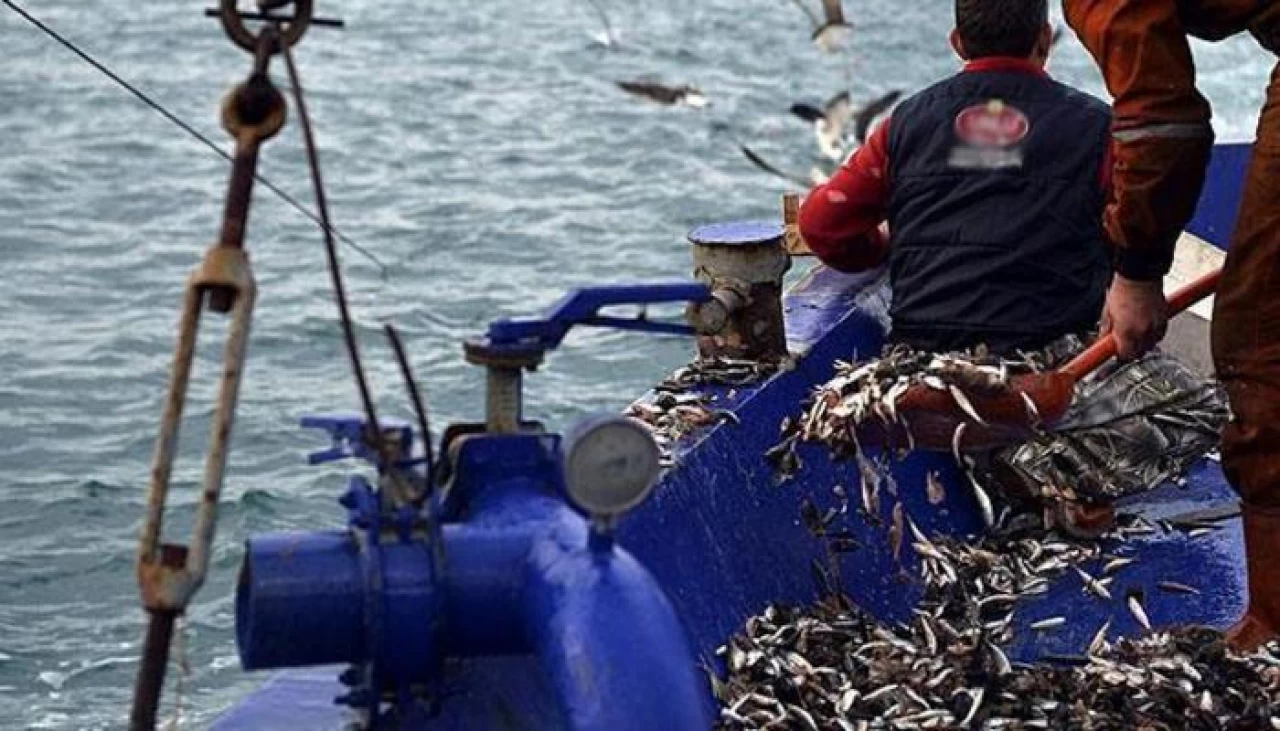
xmin=1061 ymin=268 xmax=1223 ymax=380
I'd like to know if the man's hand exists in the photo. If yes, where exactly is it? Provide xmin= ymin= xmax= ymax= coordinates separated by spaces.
xmin=1101 ymin=275 xmax=1168 ymax=360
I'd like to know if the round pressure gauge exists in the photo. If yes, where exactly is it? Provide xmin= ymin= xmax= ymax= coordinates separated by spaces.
xmin=563 ymin=415 xmax=662 ymax=517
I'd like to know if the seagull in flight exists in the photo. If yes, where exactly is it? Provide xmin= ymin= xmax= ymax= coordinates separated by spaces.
xmin=786 ymin=0 xmax=853 ymax=53
xmin=790 ymin=89 xmax=902 ymax=161
xmin=740 ymin=145 xmax=831 ymax=188
xmin=583 ymin=0 xmax=618 ymax=47
xmin=617 ymin=80 xmax=709 ymax=108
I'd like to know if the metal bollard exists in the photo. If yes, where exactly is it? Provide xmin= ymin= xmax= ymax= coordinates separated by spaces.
xmin=686 ymin=221 xmax=791 ymax=362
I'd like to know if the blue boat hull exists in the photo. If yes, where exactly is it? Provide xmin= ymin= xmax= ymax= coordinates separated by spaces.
xmin=214 ymin=142 xmax=1253 ymax=730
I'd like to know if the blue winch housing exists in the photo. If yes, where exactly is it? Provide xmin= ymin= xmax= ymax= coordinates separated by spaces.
xmin=237 ymin=421 xmax=713 ymax=728
xmin=216 ymin=143 xmax=1255 ymax=730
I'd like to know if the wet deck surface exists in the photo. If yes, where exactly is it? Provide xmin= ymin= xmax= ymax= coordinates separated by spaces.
xmin=1005 ymin=460 xmax=1243 ymax=663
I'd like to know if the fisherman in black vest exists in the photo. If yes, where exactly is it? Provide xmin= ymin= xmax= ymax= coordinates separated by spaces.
xmin=799 ymin=0 xmax=1228 ymax=538
xmin=799 ymin=0 xmax=1111 ymax=355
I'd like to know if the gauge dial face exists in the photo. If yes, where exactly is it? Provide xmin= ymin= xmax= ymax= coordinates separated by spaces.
xmin=564 ymin=416 xmax=661 ymax=516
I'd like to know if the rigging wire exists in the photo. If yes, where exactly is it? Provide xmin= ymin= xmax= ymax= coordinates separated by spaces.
xmin=385 ymin=323 xmax=436 ymax=494
xmin=278 ymin=26 xmax=386 ymax=458
xmin=0 ymin=0 xmax=389 ymax=278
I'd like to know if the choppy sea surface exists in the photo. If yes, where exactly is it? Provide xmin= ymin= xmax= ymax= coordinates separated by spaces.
xmin=0 ymin=1 xmax=1271 ymax=727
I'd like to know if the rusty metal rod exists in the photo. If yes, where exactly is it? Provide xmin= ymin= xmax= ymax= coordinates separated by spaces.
xmin=130 ymin=610 xmax=177 ymax=731
xmin=217 ymin=141 xmax=262 ymax=254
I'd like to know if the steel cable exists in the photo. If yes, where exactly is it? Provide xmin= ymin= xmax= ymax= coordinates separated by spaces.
xmin=0 ymin=0 xmax=389 ymax=277
xmin=277 ymin=27 xmax=385 ymax=459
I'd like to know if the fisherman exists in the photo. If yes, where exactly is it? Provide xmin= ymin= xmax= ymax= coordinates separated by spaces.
xmin=1062 ymin=1 xmax=1280 ymax=652
xmin=798 ymin=0 xmax=1228 ymax=538
xmin=799 ymin=0 xmax=1110 ymax=357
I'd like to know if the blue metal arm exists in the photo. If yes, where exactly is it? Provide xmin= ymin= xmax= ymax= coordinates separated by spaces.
xmin=300 ymin=413 xmax=413 ymax=466
xmin=485 ymin=283 xmax=712 ymax=349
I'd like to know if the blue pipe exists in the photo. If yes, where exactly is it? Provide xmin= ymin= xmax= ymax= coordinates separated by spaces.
xmin=235 ymin=459 xmax=712 ymax=729
xmin=236 ymin=532 xmax=365 ymax=668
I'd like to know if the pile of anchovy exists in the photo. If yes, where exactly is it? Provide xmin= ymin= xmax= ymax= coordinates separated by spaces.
xmin=767 ymin=345 xmax=1053 ymax=479
xmin=803 ymin=345 xmax=1053 ymax=442
xmin=627 ymin=357 xmax=781 ymax=464
xmin=662 ymin=356 xmax=785 ymax=390
xmin=714 ymin=521 xmax=1280 ymax=729
xmin=627 ymin=390 xmax=737 ymax=465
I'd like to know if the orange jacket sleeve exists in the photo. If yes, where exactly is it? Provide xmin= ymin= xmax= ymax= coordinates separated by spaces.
xmin=1065 ymin=0 xmax=1215 ymax=281
xmin=798 ymin=120 xmax=892 ymax=273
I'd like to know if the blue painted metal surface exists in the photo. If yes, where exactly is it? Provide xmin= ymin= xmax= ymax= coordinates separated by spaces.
xmin=485 ymin=283 xmax=711 ymax=348
xmin=301 ymin=413 xmax=415 ymax=466
xmin=230 ymin=426 xmax=711 ymax=730
xmin=215 ymin=143 xmax=1252 ymax=729
xmin=1185 ymin=142 xmax=1251 ymax=248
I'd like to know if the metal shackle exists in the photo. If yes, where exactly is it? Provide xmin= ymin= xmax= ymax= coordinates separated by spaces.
xmin=219 ymin=0 xmax=314 ymax=53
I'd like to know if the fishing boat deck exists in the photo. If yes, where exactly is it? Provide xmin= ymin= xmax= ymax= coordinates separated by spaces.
xmin=212 ymin=262 xmax=1247 ymax=731
xmin=213 ymin=144 xmax=1252 ymax=730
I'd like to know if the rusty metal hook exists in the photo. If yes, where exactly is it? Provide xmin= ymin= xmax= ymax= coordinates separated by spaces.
xmin=219 ymin=0 xmax=313 ymax=53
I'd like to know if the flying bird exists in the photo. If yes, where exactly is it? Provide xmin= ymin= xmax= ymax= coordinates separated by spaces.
xmin=617 ymin=81 xmax=708 ymax=108
xmin=711 ymin=122 xmax=827 ymax=188
xmin=790 ymin=89 xmax=902 ymax=161
xmin=583 ymin=0 xmax=618 ymax=47
xmin=851 ymin=89 xmax=902 ymax=143
xmin=740 ymin=145 xmax=830 ymax=188
xmin=790 ymin=91 xmax=852 ymax=161
xmin=786 ymin=0 xmax=853 ymax=53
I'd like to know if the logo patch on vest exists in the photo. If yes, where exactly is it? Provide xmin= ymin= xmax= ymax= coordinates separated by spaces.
xmin=949 ymin=99 xmax=1028 ymax=170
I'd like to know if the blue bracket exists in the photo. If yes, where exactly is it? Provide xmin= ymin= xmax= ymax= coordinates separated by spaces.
xmin=301 ymin=413 xmax=415 ymax=468
xmin=484 ymin=283 xmax=712 ymax=352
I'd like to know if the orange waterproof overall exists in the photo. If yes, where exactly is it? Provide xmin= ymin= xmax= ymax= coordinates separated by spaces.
xmin=1066 ymin=0 xmax=1280 ymax=650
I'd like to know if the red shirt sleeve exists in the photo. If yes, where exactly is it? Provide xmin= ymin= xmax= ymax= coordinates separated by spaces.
xmin=798 ymin=119 xmax=892 ymax=273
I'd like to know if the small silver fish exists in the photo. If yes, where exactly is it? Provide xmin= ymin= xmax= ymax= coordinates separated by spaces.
xmin=858 ymin=454 xmax=882 ymax=517
xmin=951 ymin=422 xmax=968 ymax=463
xmin=986 ymin=640 xmax=1012 ymax=675
xmin=958 ymin=687 xmax=985 ymax=726
xmin=1128 ymin=593 xmax=1152 ymax=631
xmin=1075 ymin=567 xmax=1112 ymax=600
xmin=949 ymin=384 xmax=988 ymax=425
xmin=890 ymin=502 xmax=905 ymax=562
xmin=1031 ymin=617 xmax=1066 ymax=631
xmin=787 ymin=704 xmax=819 ymax=731
xmin=1088 ymin=619 xmax=1111 ymax=656
xmin=1102 ymin=557 xmax=1135 ymax=575
xmin=966 ymin=470 xmax=995 ymax=528
xmin=917 ymin=615 xmax=938 ymax=655
xmin=862 ymin=683 xmax=900 ymax=703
